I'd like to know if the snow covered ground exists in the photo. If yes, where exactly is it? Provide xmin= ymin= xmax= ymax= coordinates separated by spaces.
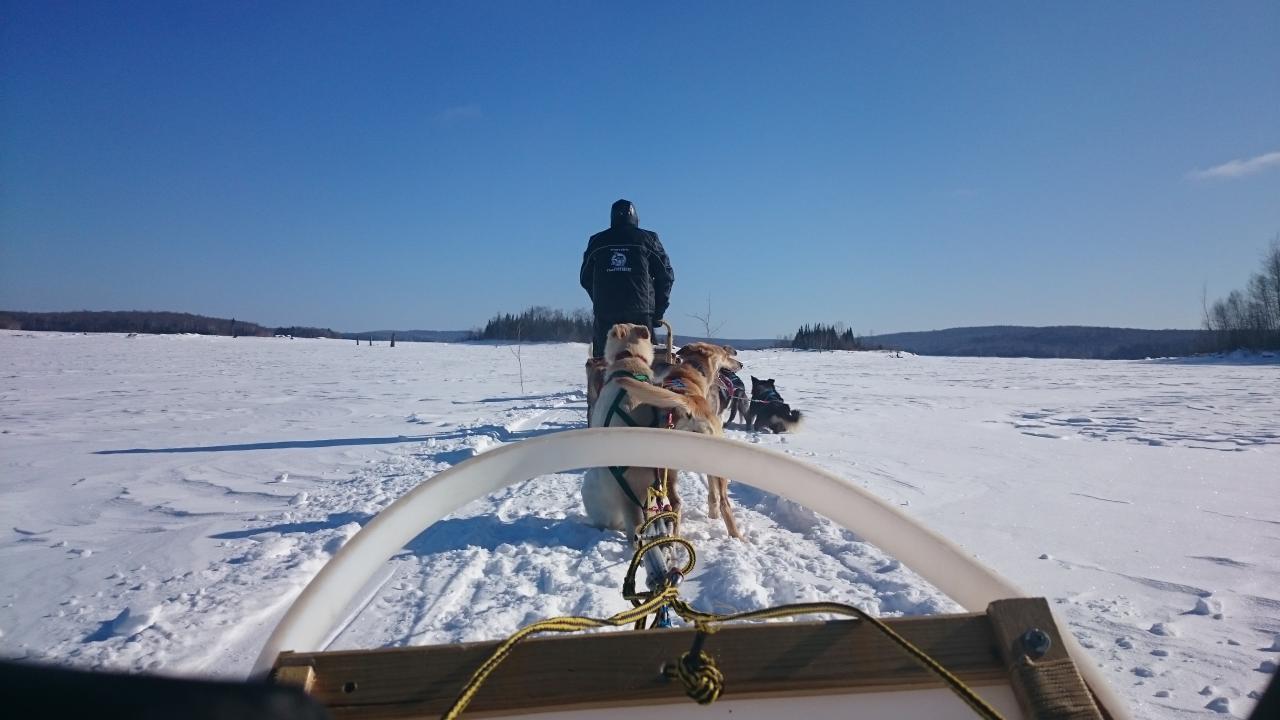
xmin=1 ymin=330 xmax=1276 ymax=717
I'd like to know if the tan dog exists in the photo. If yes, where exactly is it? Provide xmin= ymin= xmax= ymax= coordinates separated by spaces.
xmin=645 ymin=342 xmax=746 ymax=539
xmin=581 ymin=324 xmax=695 ymax=536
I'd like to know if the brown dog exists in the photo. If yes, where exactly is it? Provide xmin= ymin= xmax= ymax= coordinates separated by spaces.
xmin=634 ymin=342 xmax=746 ymax=539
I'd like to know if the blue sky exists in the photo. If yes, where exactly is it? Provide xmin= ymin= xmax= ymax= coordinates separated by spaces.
xmin=3 ymin=2 xmax=1278 ymax=336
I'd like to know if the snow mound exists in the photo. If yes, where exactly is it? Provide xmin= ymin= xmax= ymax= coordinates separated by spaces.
xmin=108 ymin=606 xmax=160 ymax=638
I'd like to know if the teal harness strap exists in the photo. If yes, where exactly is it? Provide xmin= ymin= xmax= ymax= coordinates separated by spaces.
xmin=603 ymin=390 xmax=644 ymax=428
xmin=602 ymin=372 xmax=659 ymax=509
xmin=603 ymin=374 xmax=660 ymax=429
xmin=607 ymin=370 xmax=650 ymax=384
xmin=609 ymin=466 xmax=646 ymax=508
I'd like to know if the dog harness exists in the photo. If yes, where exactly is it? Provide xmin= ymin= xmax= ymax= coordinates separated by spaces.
xmin=755 ymin=386 xmax=784 ymax=404
xmin=602 ymin=369 xmax=682 ymax=624
xmin=602 ymin=371 xmax=657 ymax=431
xmin=602 ymin=370 xmax=666 ymax=510
xmin=716 ymin=373 xmax=736 ymax=407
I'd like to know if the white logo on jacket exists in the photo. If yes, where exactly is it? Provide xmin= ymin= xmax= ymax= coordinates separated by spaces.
xmin=607 ymin=250 xmax=631 ymax=272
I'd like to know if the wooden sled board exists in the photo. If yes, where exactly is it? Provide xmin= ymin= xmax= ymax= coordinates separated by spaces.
xmin=272 ymin=598 xmax=1103 ymax=720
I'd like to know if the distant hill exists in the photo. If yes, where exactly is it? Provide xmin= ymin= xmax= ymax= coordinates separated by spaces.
xmin=864 ymin=326 xmax=1213 ymax=360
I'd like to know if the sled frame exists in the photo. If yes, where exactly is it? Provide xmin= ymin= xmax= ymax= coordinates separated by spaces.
xmin=273 ymin=597 xmax=1103 ymax=719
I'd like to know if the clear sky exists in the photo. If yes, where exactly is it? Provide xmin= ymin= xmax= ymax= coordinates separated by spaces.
xmin=3 ymin=2 xmax=1278 ymax=337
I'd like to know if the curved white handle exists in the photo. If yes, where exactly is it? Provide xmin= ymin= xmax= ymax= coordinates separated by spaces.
xmin=251 ymin=427 xmax=1127 ymax=719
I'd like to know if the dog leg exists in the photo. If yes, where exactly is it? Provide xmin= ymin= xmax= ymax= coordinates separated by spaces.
xmin=663 ymin=468 xmax=682 ymax=537
xmin=712 ymin=475 xmax=741 ymax=539
xmin=705 ymin=473 xmax=720 ymax=519
xmin=626 ymin=502 xmax=647 ymax=547
xmin=585 ymin=360 xmax=605 ymax=424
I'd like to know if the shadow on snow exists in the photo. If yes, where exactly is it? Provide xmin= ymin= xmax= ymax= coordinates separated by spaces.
xmin=95 ymin=420 xmax=583 ymax=455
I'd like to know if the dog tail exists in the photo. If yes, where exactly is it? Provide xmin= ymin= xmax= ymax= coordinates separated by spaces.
xmin=776 ymin=409 xmax=803 ymax=433
xmin=615 ymin=378 xmax=691 ymax=412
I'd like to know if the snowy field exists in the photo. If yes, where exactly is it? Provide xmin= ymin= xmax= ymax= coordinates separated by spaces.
xmin=1 ymin=331 xmax=1276 ymax=718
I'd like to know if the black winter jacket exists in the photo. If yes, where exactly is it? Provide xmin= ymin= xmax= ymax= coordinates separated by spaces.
xmin=579 ymin=224 xmax=674 ymax=320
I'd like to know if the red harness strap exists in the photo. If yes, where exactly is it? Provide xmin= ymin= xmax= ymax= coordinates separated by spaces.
xmin=662 ymin=377 xmax=689 ymax=429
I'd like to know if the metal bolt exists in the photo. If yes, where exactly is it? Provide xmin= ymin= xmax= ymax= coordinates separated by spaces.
xmin=1022 ymin=628 xmax=1052 ymax=658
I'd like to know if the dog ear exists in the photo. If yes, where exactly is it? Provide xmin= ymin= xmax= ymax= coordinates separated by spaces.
xmin=768 ymin=378 xmax=775 ymax=384
xmin=635 ymin=326 xmax=650 ymax=340
xmin=723 ymin=345 xmax=738 ymax=355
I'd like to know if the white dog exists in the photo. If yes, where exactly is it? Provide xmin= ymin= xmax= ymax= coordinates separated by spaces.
xmin=581 ymin=323 xmax=691 ymax=536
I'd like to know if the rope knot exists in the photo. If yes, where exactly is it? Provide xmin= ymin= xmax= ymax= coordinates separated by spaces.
xmin=670 ymin=650 xmax=723 ymax=705
xmin=664 ymin=627 xmax=723 ymax=705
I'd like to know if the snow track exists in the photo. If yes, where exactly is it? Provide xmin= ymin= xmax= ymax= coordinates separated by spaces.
xmin=322 ymin=390 xmax=958 ymax=653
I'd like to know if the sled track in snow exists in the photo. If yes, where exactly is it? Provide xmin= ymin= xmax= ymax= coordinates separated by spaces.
xmin=314 ymin=386 xmax=961 ymax=655
xmin=319 ymin=391 xmax=591 ymax=650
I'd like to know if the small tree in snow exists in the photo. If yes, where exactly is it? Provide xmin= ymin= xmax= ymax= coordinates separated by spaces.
xmin=687 ymin=293 xmax=726 ymax=339
xmin=508 ymin=321 xmax=525 ymax=394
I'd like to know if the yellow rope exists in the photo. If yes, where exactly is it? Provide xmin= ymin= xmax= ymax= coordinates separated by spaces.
xmin=440 ymin=440 xmax=1001 ymax=719
xmin=440 ymin=590 xmax=678 ymax=720
xmin=664 ymin=597 xmax=1005 ymax=719
xmin=440 ymin=531 xmax=1008 ymax=720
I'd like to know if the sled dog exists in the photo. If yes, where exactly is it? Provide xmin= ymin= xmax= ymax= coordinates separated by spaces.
xmin=748 ymin=376 xmax=803 ymax=433
xmin=716 ymin=368 xmax=749 ymax=426
xmin=581 ymin=324 xmax=694 ymax=537
xmin=653 ymin=342 xmax=746 ymax=539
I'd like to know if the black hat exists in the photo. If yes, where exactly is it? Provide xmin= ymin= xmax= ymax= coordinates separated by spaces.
xmin=610 ymin=199 xmax=638 ymax=227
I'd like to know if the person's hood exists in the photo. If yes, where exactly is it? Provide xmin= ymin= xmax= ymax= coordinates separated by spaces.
xmin=610 ymin=199 xmax=638 ymax=227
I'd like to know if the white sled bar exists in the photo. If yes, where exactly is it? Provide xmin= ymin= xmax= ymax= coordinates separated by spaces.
xmin=252 ymin=427 xmax=1128 ymax=719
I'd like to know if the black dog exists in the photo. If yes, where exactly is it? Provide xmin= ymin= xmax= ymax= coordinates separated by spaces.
xmin=748 ymin=376 xmax=802 ymax=433
xmin=716 ymin=369 xmax=749 ymax=425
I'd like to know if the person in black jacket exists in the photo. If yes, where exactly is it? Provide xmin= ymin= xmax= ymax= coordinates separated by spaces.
xmin=580 ymin=199 xmax=675 ymax=357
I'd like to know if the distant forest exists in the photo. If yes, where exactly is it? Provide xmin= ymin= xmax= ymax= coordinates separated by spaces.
xmin=474 ymin=306 xmax=592 ymax=342
xmin=1202 ymin=237 xmax=1280 ymax=352
xmin=791 ymin=323 xmax=873 ymax=351
xmin=0 ymin=311 xmax=340 ymax=338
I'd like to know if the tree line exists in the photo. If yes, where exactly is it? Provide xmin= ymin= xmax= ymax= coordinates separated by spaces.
xmin=473 ymin=306 xmax=592 ymax=342
xmin=791 ymin=323 xmax=872 ymax=351
xmin=0 ymin=310 xmax=340 ymax=338
xmin=1203 ymin=237 xmax=1280 ymax=352
xmin=274 ymin=325 xmax=342 ymax=339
